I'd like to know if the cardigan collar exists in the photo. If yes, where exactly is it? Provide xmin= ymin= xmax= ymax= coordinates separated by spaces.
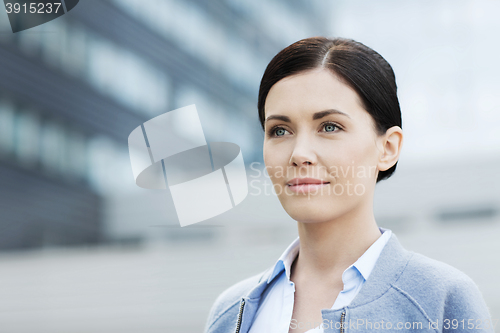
xmin=328 ymin=229 xmax=412 ymax=309
xmin=238 ymin=230 xmax=413 ymax=332
xmin=266 ymin=227 xmax=393 ymax=285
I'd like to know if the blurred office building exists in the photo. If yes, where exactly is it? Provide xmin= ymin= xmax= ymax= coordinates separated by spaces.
xmin=0 ymin=0 xmax=330 ymax=250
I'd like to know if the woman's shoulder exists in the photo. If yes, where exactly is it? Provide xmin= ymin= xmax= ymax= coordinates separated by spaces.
xmin=396 ymin=250 xmax=492 ymax=321
xmin=204 ymin=267 xmax=271 ymax=331
xmin=403 ymin=250 xmax=479 ymax=290
xmin=214 ymin=268 xmax=268 ymax=307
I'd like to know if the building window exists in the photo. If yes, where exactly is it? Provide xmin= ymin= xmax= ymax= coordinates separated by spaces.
xmin=0 ymin=99 xmax=15 ymax=155
xmin=40 ymin=119 xmax=66 ymax=176
xmin=14 ymin=108 xmax=41 ymax=168
xmin=87 ymin=33 xmax=170 ymax=116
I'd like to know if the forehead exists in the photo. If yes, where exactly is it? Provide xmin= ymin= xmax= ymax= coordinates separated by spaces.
xmin=264 ymin=68 xmax=365 ymax=119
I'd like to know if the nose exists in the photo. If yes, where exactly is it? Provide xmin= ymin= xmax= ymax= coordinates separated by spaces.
xmin=289 ymin=137 xmax=317 ymax=167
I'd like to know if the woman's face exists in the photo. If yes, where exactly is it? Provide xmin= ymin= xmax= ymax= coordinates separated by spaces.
xmin=263 ymin=68 xmax=389 ymax=223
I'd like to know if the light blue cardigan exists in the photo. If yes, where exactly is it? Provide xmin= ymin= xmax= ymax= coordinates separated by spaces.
xmin=204 ymin=232 xmax=494 ymax=333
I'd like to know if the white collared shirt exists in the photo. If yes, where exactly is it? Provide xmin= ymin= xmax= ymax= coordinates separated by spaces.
xmin=248 ymin=227 xmax=392 ymax=333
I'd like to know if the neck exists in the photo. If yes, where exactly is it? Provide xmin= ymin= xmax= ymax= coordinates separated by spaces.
xmin=292 ymin=200 xmax=382 ymax=280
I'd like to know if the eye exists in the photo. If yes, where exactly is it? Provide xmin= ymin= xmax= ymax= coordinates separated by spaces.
xmin=269 ymin=126 xmax=290 ymax=137
xmin=321 ymin=122 xmax=341 ymax=133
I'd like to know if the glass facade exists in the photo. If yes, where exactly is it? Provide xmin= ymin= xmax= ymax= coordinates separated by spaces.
xmin=0 ymin=0 xmax=330 ymax=248
xmin=0 ymin=98 xmax=90 ymax=183
xmin=13 ymin=18 xmax=171 ymax=117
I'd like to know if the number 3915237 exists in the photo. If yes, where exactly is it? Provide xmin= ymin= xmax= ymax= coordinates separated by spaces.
xmin=5 ymin=2 xmax=62 ymax=14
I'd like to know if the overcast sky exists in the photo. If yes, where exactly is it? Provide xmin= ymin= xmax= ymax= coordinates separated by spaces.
xmin=328 ymin=0 xmax=500 ymax=168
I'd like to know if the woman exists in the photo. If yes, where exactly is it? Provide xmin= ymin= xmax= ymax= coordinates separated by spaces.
xmin=204 ymin=37 xmax=494 ymax=333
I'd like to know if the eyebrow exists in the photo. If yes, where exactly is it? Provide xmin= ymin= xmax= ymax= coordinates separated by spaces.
xmin=265 ymin=109 xmax=351 ymax=123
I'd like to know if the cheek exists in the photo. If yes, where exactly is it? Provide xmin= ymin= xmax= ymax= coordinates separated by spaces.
xmin=325 ymin=140 xmax=378 ymax=182
xmin=263 ymin=143 xmax=279 ymax=177
xmin=263 ymin=143 xmax=272 ymax=168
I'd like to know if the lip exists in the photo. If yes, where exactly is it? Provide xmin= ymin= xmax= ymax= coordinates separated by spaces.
xmin=287 ymin=177 xmax=330 ymax=186
xmin=286 ymin=178 xmax=330 ymax=194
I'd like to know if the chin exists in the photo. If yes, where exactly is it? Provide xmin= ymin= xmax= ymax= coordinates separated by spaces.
xmin=280 ymin=190 xmax=360 ymax=224
xmin=282 ymin=200 xmax=336 ymax=224
xmin=289 ymin=212 xmax=332 ymax=224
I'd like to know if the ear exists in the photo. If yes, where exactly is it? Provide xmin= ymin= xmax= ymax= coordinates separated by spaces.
xmin=377 ymin=126 xmax=403 ymax=172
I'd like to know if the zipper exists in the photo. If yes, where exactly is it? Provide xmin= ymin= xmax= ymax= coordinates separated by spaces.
xmin=235 ymin=298 xmax=245 ymax=333
xmin=340 ymin=309 xmax=346 ymax=333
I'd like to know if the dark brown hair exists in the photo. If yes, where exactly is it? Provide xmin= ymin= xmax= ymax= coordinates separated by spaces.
xmin=258 ymin=36 xmax=402 ymax=183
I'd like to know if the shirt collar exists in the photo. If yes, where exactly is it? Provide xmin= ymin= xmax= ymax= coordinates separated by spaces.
xmin=266 ymin=227 xmax=392 ymax=284
xmin=267 ymin=236 xmax=300 ymax=284
xmin=352 ymin=227 xmax=392 ymax=280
